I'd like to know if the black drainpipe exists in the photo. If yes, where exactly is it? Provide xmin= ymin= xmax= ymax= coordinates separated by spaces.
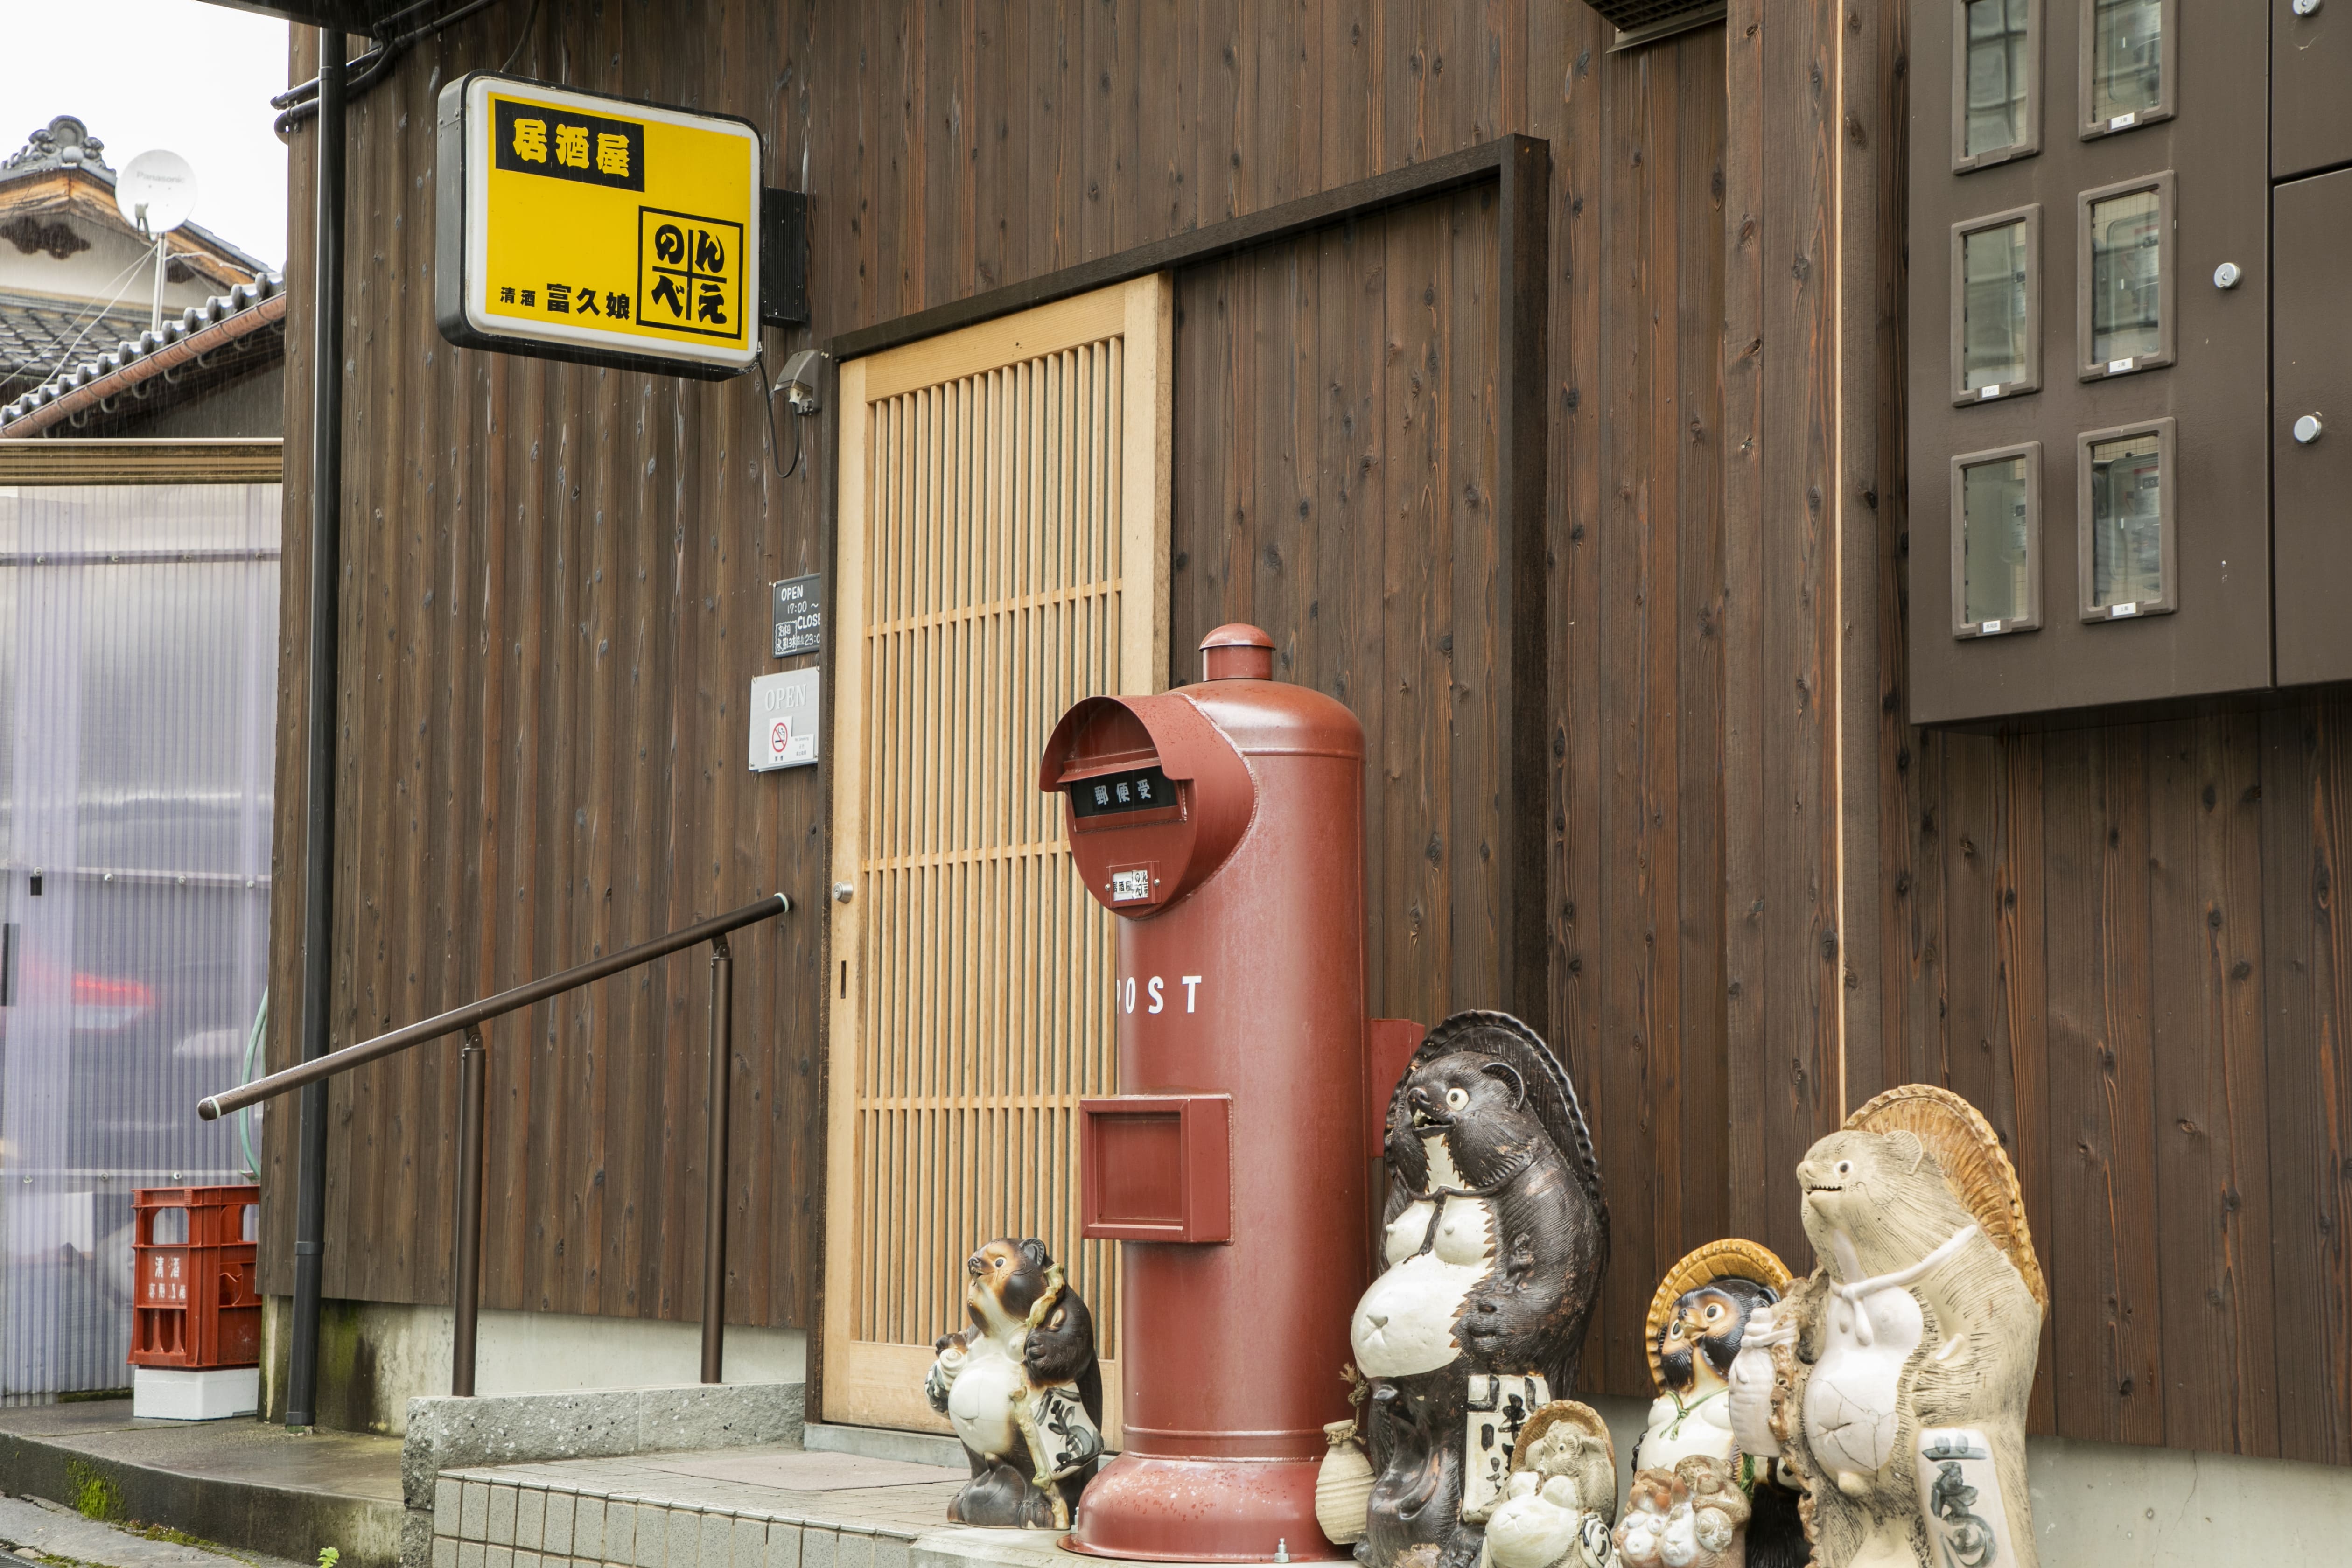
xmin=287 ymin=29 xmax=345 ymax=1433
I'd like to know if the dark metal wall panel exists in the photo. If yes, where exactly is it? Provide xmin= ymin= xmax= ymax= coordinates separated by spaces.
xmin=2274 ymin=0 xmax=2352 ymax=182
xmin=1904 ymin=0 xmax=2273 ymax=722
xmin=2273 ymin=168 xmax=2352 ymax=689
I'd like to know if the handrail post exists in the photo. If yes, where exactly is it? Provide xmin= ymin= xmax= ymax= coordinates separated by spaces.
xmin=701 ymin=934 xmax=733 ymax=1385
xmin=453 ymin=1025 xmax=486 ymax=1397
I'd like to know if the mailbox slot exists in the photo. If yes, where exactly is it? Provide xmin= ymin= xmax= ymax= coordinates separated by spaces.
xmin=1040 ymin=692 xmax=1254 ymax=917
xmin=1079 ymin=1094 xmax=1232 ymax=1243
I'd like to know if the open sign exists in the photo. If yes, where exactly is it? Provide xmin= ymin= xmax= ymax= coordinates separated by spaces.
xmin=749 ymin=669 xmax=819 ymax=771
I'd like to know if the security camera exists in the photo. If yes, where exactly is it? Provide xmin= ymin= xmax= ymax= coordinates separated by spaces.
xmin=775 ymin=349 xmax=826 ymax=415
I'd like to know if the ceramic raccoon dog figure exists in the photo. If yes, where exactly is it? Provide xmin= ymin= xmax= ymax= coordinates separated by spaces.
xmin=1347 ymin=1012 xmax=1608 ymax=1568
xmin=1726 ymin=1086 xmax=2047 ymax=1568
xmin=924 ymin=1238 xmax=1105 ymax=1530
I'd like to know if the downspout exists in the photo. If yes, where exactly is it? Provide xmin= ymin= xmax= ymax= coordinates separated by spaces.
xmin=287 ymin=28 xmax=345 ymax=1432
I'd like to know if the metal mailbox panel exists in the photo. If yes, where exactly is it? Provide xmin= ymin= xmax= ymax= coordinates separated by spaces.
xmin=1079 ymin=1094 xmax=1233 ymax=1244
xmin=2275 ymin=0 xmax=2352 ymax=181
xmin=1907 ymin=0 xmax=2269 ymax=723
xmin=2273 ymin=168 xmax=2352 ymax=688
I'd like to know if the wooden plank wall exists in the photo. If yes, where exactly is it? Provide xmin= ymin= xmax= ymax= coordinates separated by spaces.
xmin=263 ymin=0 xmax=1739 ymax=1393
xmin=1804 ymin=0 xmax=2352 ymax=1465
xmin=1859 ymin=712 xmax=2352 ymax=1463
xmin=1169 ymin=190 xmax=1511 ymax=1039
xmin=259 ymin=0 xmax=2352 ymax=1463
xmin=264 ymin=21 xmax=831 ymax=1333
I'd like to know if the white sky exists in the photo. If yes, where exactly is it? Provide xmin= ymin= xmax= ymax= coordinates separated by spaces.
xmin=7 ymin=0 xmax=293 ymax=268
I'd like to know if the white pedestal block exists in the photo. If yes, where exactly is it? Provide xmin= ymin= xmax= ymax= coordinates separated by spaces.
xmin=132 ymin=1365 xmax=259 ymax=1421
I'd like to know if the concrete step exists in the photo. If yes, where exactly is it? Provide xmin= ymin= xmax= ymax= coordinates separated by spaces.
xmin=0 ymin=1400 xmax=404 ymax=1568
xmin=798 ymin=1425 xmax=962 ymax=1471
xmin=0 ymin=1491 xmax=309 ymax=1568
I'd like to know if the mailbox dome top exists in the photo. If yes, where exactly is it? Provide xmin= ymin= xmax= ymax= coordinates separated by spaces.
xmin=1201 ymin=623 xmax=1275 ymax=682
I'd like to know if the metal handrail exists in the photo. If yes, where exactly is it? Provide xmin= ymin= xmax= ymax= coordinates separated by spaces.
xmin=198 ymin=891 xmax=792 ymax=1396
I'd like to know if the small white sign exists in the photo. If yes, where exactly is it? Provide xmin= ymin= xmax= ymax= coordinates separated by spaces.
xmin=1111 ymin=868 xmax=1151 ymax=903
xmin=749 ymin=668 xmax=819 ymax=771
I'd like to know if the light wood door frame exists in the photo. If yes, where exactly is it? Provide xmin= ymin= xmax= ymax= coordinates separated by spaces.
xmin=822 ymin=275 xmax=1171 ymax=1434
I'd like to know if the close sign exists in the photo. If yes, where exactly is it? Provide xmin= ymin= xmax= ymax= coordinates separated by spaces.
xmin=772 ymin=573 xmax=822 ymax=658
xmin=435 ymin=73 xmax=761 ymax=379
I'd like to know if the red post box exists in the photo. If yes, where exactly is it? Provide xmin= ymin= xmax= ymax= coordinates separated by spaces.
xmin=1040 ymin=624 xmax=1370 ymax=1562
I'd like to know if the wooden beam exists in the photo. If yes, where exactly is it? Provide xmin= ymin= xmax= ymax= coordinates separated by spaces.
xmin=0 ymin=438 xmax=283 ymax=484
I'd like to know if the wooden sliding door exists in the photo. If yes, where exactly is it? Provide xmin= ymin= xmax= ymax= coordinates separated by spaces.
xmin=822 ymin=277 xmax=1171 ymax=1433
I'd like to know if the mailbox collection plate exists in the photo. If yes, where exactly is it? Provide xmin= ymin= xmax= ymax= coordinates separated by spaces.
xmin=1079 ymin=1094 xmax=1232 ymax=1243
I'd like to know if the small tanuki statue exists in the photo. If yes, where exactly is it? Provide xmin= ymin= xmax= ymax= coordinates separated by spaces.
xmin=1626 ymin=1240 xmax=1806 ymax=1568
xmin=1481 ymin=1400 xmax=1620 ymax=1568
xmin=1725 ymin=1086 xmax=2047 ymax=1568
xmin=1343 ymin=1010 xmax=1610 ymax=1568
xmin=1613 ymin=1458 xmax=1750 ymax=1568
xmin=922 ymin=1238 xmax=1105 ymax=1530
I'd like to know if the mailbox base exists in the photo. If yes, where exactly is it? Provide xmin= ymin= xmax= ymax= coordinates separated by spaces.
xmin=1064 ymin=1453 xmax=1339 ymax=1562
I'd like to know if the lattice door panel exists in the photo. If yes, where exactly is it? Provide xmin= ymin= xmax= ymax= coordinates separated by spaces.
xmin=824 ymin=278 xmax=1170 ymax=1434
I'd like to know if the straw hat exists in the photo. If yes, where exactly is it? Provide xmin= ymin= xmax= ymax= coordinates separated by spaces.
xmin=1642 ymin=1238 xmax=1793 ymax=1392
xmin=1843 ymin=1084 xmax=2048 ymax=1309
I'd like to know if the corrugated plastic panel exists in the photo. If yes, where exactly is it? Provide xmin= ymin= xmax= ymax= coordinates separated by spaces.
xmin=0 ymin=481 xmax=278 ymax=1400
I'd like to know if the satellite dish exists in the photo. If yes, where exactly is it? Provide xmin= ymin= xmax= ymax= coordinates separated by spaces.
xmin=115 ymin=149 xmax=198 ymax=238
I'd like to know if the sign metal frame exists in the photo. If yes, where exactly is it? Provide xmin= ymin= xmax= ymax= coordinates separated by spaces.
xmin=434 ymin=71 xmax=763 ymax=380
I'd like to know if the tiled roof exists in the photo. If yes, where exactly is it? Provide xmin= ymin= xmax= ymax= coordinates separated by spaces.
xmin=0 ymin=290 xmax=154 ymax=387
xmin=1 ymin=273 xmax=285 ymax=432
xmin=1 ymin=115 xmax=271 ymax=281
xmin=3 ymin=116 xmax=112 ymax=177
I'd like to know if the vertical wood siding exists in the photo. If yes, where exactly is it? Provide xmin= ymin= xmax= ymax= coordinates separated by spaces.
xmin=260 ymin=0 xmax=2351 ymax=1463
xmin=1170 ymin=190 xmax=1506 ymax=1032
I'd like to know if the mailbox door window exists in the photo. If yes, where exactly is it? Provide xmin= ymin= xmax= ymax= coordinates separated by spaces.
xmin=2080 ymin=0 xmax=2172 ymax=138
xmin=2273 ymin=168 xmax=2352 ymax=686
xmin=1955 ymin=0 xmax=2039 ymax=172
xmin=2078 ymin=173 xmax=2172 ymax=378
xmin=1953 ymin=444 xmax=2043 ymax=636
xmin=2076 ymin=420 xmax=2175 ymax=619
xmin=1952 ymin=208 xmax=2041 ymax=403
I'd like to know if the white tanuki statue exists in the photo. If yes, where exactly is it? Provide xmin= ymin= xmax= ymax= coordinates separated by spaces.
xmin=1613 ymin=1459 xmax=1752 ymax=1568
xmin=1726 ymin=1086 xmax=2047 ymax=1568
xmin=1480 ymin=1402 xmax=1619 ymax=1568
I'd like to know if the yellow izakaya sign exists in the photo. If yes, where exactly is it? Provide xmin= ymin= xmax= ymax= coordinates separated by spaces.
xmin=438 ymin=74 xmax=762 ymax=376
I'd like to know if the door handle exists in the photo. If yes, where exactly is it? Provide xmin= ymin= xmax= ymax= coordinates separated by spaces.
xmin=2295 ymin=414 xmax=2324 ymax=445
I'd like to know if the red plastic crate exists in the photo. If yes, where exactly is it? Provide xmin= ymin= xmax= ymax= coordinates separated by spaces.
xmin=129 ymin=1186 xmax=260 ymax=1369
